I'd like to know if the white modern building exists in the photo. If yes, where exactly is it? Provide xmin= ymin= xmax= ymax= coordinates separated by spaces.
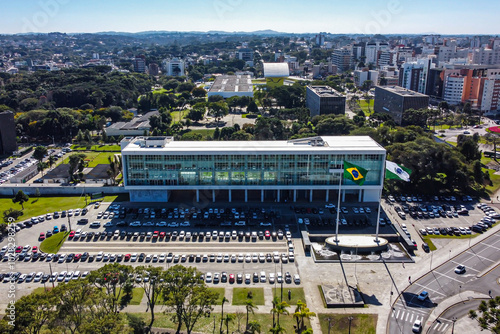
xmin=207 ymin=75 xmax=254 ymax=99
xmin=354 ymin=69 xmax=379 ymax=87
xmin=443 ymin=76 xmax=465 ymax=105
xmin=163 ymin=57 xmax=185 ymax=76
xmin=121 ymin=136 xmax=386 ymax=203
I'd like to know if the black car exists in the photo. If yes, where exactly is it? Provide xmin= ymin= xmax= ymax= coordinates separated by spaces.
xmin=61 ymin=224 xmax=67 ymax=232
xmin=285 ymin=272 xmax=292 ymax=283
xmin=66 ymin=254 xmax=74 ymax=262
xmin=81 ymin=252 xmax=89 ymax=261
xmin=41 ymin=274 xmax=50 ymax=282
xmin=46 ymin=231 xmax=53 ymax=238
xmin=138 ymin=253 xmax=145 ymax=262
xmin=253 ymin=272 xmax=259 ymax=283
xmin=116 ymin=221 xmax=127 ymax=227
xmin=127 ymin=232 xmax=133 ymax=238
xmin=81 ymin=208 xmax=88 ymax=215
xmin=107 ymin=231 xmax=113 ymax=238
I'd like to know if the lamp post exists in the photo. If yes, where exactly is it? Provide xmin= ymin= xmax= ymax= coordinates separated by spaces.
xmin=348 ymin=316 xmax=353 ymax=334
xmin=451 ymin=317 xmax=457 ymax=334
xmin=327 ymin=317 xmax=332 ymax=334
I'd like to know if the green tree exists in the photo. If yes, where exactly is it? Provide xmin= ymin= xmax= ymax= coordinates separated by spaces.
xmin=244 ymin=299 xmax=257 ymax=329
xmin=271 ymin=297 xmax=289 ymax=328
xmin=33 ymin=146 xmax=48 ymax=162
xmin=5 ymin=292 xmax=55 ymax=334
xmin=246 ymin=320 xmax=261 ymax=334
xmin=3 ymin=208 xmax=23 ymax=223
xmin=469 ymin=296 xmax=500 ymax=333
xmin=68 ymin=153 xmax=87 ymax=182
xmin=293 ymin=300 xmax=316 ymax=334
xmin=162 ymin=265 xmax=217 ymax=334
xmin=220 ymin=296 xmax=229 ymax=334
xmin=191 ymin=87 xmax=207 ymax=98
xmin=12 ymin=190 xmax=29 ymax=210
xmin=208 ymin=101 xmax=229 ymax=124
xmin=247 ymin=100 xmax=259 ymax=113
xmin=224 ymin=313 xmax=235 ymax=334
xmin=87 ymin=263 xmax=134 ymax=314
xmin=135 ymin=266 xmax=166 ymax=333
xmin=107 ymin=155 xmax=121 ymax=185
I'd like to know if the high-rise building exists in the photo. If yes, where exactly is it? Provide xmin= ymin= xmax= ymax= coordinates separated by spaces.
xmin=0 ymin=111 xmax=18 ymax=155
xmin=365 ymin=42 xmax=389 ymax=65
xmin=134 ymin=55 xmax=146 ymax=73
xmin=399 ymin=57 xmax=435 ymax=94
xmin=332 ymin=49 xmax=352 ymax=73
xmin=315 ymin=33 xmax=326 ymax=46
xmin=306 ymin=86 xmax=346 ymax=117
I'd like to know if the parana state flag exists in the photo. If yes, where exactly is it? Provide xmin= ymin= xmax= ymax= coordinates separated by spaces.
xmin=343 ymin=161 xmax=368 ymax=185
xmin=386 ymin=161 xmax=412 ymax=182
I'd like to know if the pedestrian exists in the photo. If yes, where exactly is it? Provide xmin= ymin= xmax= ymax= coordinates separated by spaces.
xmin=408 ymin=276 xmax=411 ymax=284
xmin=402 ymin=261 xmax=405 ymax=268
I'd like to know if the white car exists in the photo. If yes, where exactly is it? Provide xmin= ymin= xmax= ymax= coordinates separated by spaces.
xmin=57 ymin=271 xmax=67 ymax=282
xmin=168 ymin=222 xmax=179 ymax=227
xmin=412 ymin=319 xmax=422 ymax=333
xmin=156 ymin=221 xmax=167 ymax=227
xmin=96 ymin=251 xmax=104 ymax=261
xmin=325 ymin=203 xmax=335 ymax=208
xmin=159 ymin=253 xmax=166 ymax=262
xmin=294 ymin=274 xmax=301 ymax=284
xmin=72 ymin=271 xmax=81 ymax=280
xmin=130 ymin=221 xmax=142 ymax=227
xmin=34 ymin=272 xmax=44 ymax=282
xmin=205 ymin=272 xmax=213 ymax=283
xmin=103 ymin=221 xmax=113 ymax=227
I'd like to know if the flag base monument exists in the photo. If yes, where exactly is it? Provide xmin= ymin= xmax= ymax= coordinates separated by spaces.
xmin=325 ymin=235 xmax=389 ymax=253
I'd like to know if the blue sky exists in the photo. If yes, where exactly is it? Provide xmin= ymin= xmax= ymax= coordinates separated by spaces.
xmin=1 ymin=0 xmax=499 ymax=35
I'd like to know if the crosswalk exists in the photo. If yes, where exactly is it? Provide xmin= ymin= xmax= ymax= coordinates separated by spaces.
xmin=391 ymin=307 xmax=451 ymax=333
xmin=428 ymin=320 xmax=450 ymax=333
xmin=391 ymin=307 xmax=423 ymax=325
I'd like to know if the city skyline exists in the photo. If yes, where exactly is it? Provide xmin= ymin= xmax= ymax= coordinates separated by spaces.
xmin=1 ymin=0 xmax=499 ymax=35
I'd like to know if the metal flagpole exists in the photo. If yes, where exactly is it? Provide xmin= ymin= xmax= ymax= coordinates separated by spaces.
xmin=335 ymin=168 xmax=343 ymax=243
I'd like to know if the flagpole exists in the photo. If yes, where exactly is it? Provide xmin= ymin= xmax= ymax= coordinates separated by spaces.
xmin=335 ymin=168 xmax=343 ymax=243
xmin=374 ymin=192 xmax=381 ymax=243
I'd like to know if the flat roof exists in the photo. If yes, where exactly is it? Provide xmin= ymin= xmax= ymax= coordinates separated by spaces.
xmin=308 ymin=86 xmax=343 ymax=97
xmin=376 ymin=85 xmax=429 ymax=97
xmin=208 ymin=75 xmax=253 ymax=93
xmin=263 ymin=63 xmax=290 ymax=77
xmin=121 ymin=136 xmax=385 ymax=155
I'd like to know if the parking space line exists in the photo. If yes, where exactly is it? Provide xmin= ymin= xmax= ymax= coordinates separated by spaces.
xmin=450 ymin=260 xmax=480 ymax=272
xmin=479 ymin=242 xmax=500 ymax=251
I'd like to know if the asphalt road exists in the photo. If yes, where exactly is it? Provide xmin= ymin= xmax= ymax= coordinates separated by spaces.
xmin=427 ymin=298 xmax=485 ymax=334
xmin=388 ymin=230 xmax=500 ymax=334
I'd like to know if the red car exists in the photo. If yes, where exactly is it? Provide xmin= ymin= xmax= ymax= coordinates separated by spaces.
xmin=229 ymin=274 xmax=235 ymax=283
xmin=74 ymin=254 xmax=81 ymax=260
xmin=124 ymin=254 xmax=131 ymax=261
xmin=15 ymin=246 xmax=23 ymax=253
xmin=68 ymin=231 xmax=75 ymax=238
xmin=153 ymin=231 xmax=159 ymax=238
xmin=159 ymin=232 xmax=166 ymax=238
xmin=265 ymin=230 xmax=271 ymax=238
xmin=39 ymin=232 xmax=45 ymax=241
xmin=32 ymin=246 xmax=38 ymax=253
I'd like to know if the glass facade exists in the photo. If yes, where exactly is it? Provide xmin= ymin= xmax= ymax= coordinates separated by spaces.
xmin=124 ymin=153 xmax=384 ymax=187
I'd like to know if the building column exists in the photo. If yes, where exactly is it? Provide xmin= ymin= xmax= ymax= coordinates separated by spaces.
xmin=261 ymin=189 xmax=264 ymax=202
xmin=229 ymin=189 xmax=232 ymax=203
xmin=212 ymin=189 xmax=215 ymax=203
xmin=196 ymin=189 xmax=200 ymax=203
xmin=358 ymin=190 xmax=363 ymax=202
xmin=309 ymin=189 xmax=313 ymax=202
xmin=277 ymin=190 xmax=280 ymax=203
xmin=293 ymin=189 xmax=297 ymax=202
xmin=245 ymin=189 xmax=248 ymax=202
xmin=342 ymin=190 xmax=345 ymax=202
xmin=326 ymin=190 xmax=329 ymax=202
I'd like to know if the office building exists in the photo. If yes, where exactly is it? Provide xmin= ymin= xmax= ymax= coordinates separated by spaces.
xmin=0 ymin=111 xmax=18 ymax=155
xmin=374 ymin=86 xmax=430 ymax=125
xmin=399 ymin=57 xmax=435 ymax=94
xmin=207 ymin=75 xmax=254 ymax=99
xmin=306 ymin=86 xmax=346 ymax=117
xmin=332 ymin=49 xmax=352 ymax=73
xmin=121 ymin=136 xmax=386 ymax=203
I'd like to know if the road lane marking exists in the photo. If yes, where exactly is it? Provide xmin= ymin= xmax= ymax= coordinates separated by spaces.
xmin=431 ymin=270 xmax=467 ymax=284
xmin=413 ymin=282 xmax=447 ymax=296
xmin=465 ymin=250 xmax=496 ymax=263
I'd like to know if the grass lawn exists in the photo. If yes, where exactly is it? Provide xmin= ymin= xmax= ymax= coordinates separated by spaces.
xmin=61 ymin=152 xmax=118 ymax=167
xmin=132 ymin=312 xmax=309 ymax=334
xmin=318 ymin=313 xmax=377 ymax=334
xmin=232 ymin=288 xmax=265 ymax=305
xmin=119 ymin=288 xmax=144 ymax=305
xmin=421 ymin=237 xmax=437 ymax=251
xmin=186 ymin=129 xmax=216 ymax=138
xmin=170 ymin=110 xmax=189 ymax=123
xmin=210 ymin=287 xmax=226 ymax=304
xmin=486 ymin=169 xmax=500 ymax=194
xmin=0 ymin=194 xmax=128 ymax=221
xmin=271 ymin=287 xmax=305 ymax=305
xmin=357 ymin=100 xmax=374 ymax=115
xmin=40 ymin=231 xmax=69 ymax=254
xmin=71 ymin=144 xmax=121 ymax=152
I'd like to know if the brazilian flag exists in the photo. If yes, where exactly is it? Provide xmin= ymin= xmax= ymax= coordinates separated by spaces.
xmin=343 ymin=161 xmax=368 ymax=185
